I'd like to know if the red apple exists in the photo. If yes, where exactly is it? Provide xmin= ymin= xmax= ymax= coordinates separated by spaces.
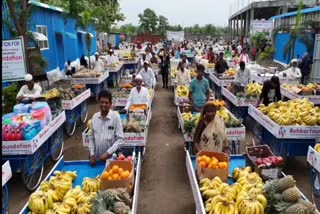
xmin=255 ymin=158 xmax=263 ymax=165
xmin=276 ymin=156 xmax=284 ymax=164
xmin=118 ymin=154 xmax=126 ymax=160
xmin=126 ymin=156 xmax=133 ymax=161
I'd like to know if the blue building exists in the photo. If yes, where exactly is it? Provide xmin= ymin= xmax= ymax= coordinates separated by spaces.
xmin=270 ymin=6 xmax=320 ymax=65
xmin=2 ymin=0 xmax=97 ymax=74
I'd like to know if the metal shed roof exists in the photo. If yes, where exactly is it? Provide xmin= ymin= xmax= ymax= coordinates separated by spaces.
xmin=28 ymin=0 xmax=64 ymax=13
xmin=270 ymin=6 xmax=320 ymax=20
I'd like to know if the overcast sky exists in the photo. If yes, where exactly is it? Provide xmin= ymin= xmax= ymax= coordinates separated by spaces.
xmin=118 ymin=0 xmax=235 ymax=27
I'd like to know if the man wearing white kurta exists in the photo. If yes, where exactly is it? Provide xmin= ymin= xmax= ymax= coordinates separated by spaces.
xmin=105 ymin=49 xmax=119 ymax=65
xmin=123 ymin=74 xmax=149 ymax=112
xmin=138 ymin=61 xmax=156 ymax=88
xmin=92 ymin=52 xmax=105 ymax=72
xmin=281 ymin=59 xmax=302 ymax=79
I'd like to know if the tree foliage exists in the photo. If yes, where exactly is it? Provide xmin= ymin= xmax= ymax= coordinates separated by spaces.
xmin=138 ymin=8 xmax=159 ymax=33
xmin=158 ymin=15 xmax=169 ymax=34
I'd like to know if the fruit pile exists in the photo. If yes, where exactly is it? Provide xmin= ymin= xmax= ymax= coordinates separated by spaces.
xmin=264 ymin=175 xmax=316 ymax=213
xmin=197 ymin=155 xmax=228 ymax=169
xmin=282 ymin=83 xmax=320 ymax=94
xmin=113 ymin=90 xmax=130 ymax=99
xmin=171 ymin=67 xmax=178 ymax=79
xmin=315 ymin=143 xmax=320 ymax=153
xmin=121 ymin=52 xmax=135 ymax=60
xmin=129 ymin=104 xmax=147 ymax=111
xmin=119 ymin=83 xmax=133 ymax=89
xmin=28 ymin=170 xmax=99 ymax=214
xmin=41 ymin=88 xmax=60 ymax=99
xmin=206 ymin=63 xmax=215 ymax=69
xmin=116 ymin=154 xmax=133 ymax=161
xmin=210 ymin=99 xmax=226 ymax=108
xmin=176 ymin=86 xmax=189 ymax=97
xmin=220 ymin=68 xmax=236 ymax=79
xmin=101 ymin=164 xmax=131 ymax=181
xmin=200 ymin=167 xmax=267 ymax=214
xmin=216 ymin=107 xmax=243 ymax=128
xmin=254 ymin=155 xmax=284 ymax=168
xmin=190 ymin=68 xmax=197 ymax=78
xmin=245 ymin=83 xmax=262 ymax=97
xmin=258 ymin=99 xmax=320 ymax=126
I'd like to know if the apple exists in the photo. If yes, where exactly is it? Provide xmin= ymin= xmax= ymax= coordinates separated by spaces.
xmin=126 ymin=156 xmax=133 ymax=161
xmin=255 ymin=158 xmax=263 ymax=165
xmin=276 ymin=156 xmax=284 ymax=164
xmin=118 ymin=154 xmax=126 ymax=160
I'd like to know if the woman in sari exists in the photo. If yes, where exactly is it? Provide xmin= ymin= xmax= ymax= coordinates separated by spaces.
xmin=193 ymin=101 xmax=229 ymax=154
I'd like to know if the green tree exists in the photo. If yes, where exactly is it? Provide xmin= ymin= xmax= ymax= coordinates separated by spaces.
xmin=158 ymin=15 xmax=169 ymax=35
xmin=138 ymin=8 xmax=159 ymax=33
xmin=79 ymin=10 xmax=94 ymax=69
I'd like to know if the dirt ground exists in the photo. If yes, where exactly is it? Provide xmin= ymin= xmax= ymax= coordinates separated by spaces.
xmin=6 ymin=81 xmax=314 ymax=213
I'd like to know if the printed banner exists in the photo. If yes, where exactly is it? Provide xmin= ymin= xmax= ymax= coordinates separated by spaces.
xmin=2 ymin=37 xmax=27 ymax=82
xmin=166 ymin=31 xmax=185 ymax=42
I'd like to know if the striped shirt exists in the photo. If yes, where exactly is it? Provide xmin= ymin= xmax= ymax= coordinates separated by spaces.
xmin=89 ymin=110 xmax=124 ymax=157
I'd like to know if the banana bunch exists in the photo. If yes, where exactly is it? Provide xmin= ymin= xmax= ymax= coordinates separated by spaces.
xmin=182 ymin=112 xmax=194 ymax=122
xmin=225 ymin=69 xmax=236 ymax=77
xmin=216 ymin=107 xmax=230 ymax=122
xmin=82 ymin=177 xmax=101 ymax=193
xmin=171 ymin=67 xmax=177 ymax=78
xmin=315 ymin=143 xmax=320 ymax=153
xmin=232 ymin=167 xmax=252 ymax=181
xmin=258 ymin=99 xmax=320 ymax=126
xmin=246 ymin=83 xmax=262 ymax=97
xmin=190 ymin=69 xmax=196 ymax=78
xmin=42 ymin=88 xmax=60 ymax=99
xmin=236 ymin=191 xmax=266 ymax=214
xmin=176 ymin=86 xmax=189 ymax=97
xmin=54 ymin=170 xmax=77 ymax=182
xmin=28 ymin=190 xmax=54 ymax=214
xmin=206 ymin=63 xmax=215 ymax=69
xmin=206 ymin=195 xmax=238 ymax=214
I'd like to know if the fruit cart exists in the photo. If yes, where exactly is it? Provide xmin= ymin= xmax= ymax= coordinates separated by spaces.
xmin=185 ymin=149 xmax=319 ymax=214
xmin=209 ymin=73 xmax=234 ymax=99
xmin=248 ymin=105 xmax=320 ymax=157
xmin=177 ymin=107 xmax=246 ymax=155
xmin=105 ymin=62 xmax=124 ymax=87
xmin=19 ymin=150 xmax=143 ymax=214
xmin=307 ymin=146 xmax=320 ymax=211
xmin=2 ymin=161 xmax=12 ymax=214
xmin=112 ymin=89 xmax=155 ymax=109
xmin=281 ymin=86 xmax=320 ymax=105
xmin=62 ymin=88 xmax=91 ymax=136
xmin=122 ymin=58 xmax=139 ymax=73
xmin=221 ymin=86 xmax=259 ymax=119
xmin=71 ymin=71 xmax=109 ymax=100
xmin=250 ymin=72 xmax=300 ymax=85
xmin=2 ymin=111 xmax=66 ymax=191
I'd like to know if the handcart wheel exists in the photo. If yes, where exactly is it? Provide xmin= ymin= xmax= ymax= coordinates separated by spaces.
xmin=64 ymin=109 xmax=77 ymax=136
xmin=2 ymin=185 xmax=9 ymax=214
xmin=80 ymin=101 xmax=89 ymax=124
xmin=50 ymin=127 xmax=64 ymax=161
xmin=22 ymin=149 xmax=44 ymax=191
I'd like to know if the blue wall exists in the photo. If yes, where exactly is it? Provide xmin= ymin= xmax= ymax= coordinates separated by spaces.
xmin=2 ymin=2 xmax=96 ymax=73
xmin=274 ymin=33 xmax=314 ymax=64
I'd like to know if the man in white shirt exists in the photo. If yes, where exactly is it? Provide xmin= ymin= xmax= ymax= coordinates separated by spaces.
xmin=138 ymin=61 xmax=156 ymax=88
xmin=16 ymin=74 xmax=42 ymax=103
xmin=92 ymin=52 xmax=105 ymax=72
xmin=105 ymin=49 xmax=118 ymax=65
xmin=122 ymin=74 xmax=149 ymax=112
xmin=234 ymin=61 xmax=251 ymax=86
xmin=281 ymin=59 xmax=302 ymax=79
xmin=239 ymin=49 xmax=250 ymax=64
xmin=237 ymin=44 xmax=243 ymax=55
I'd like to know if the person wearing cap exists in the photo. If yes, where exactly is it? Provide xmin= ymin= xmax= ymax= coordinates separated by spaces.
xmin=137 ymin=60 xmax=156 ymax=89
xmin=281 ymin=59 xmax=302 ymax=79
xmin=234 ymin=61 xmax=251 ymax=87
xmin=122 ymin=74 xmax=149 ymax=113
xmin=92 ymin=52 xmax=105 ymax=72
xmin=105 ymin=49 xmax=118 ymax=66
xmin=16 ymin=74 xmax=42 ymax=104
xmin=138 ymin=51 xmax=147 ymax=71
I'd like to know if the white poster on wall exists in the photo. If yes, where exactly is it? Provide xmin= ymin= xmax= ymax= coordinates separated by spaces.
xmin=166 ymin=31 xmax=185 ymax=42
xmin=2 ymin=36 xmax=27 ymax=82
xmin=250 ymin=20 xmax=274 ymax=34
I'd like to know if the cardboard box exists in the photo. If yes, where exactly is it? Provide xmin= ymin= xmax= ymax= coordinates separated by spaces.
xmin=196 ymin=151 xmax=229 ymax=182
xmin=100 ymin=160 xmax=134 ymax=194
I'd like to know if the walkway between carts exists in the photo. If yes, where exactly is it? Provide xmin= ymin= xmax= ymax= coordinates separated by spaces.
xmin=137 ymin=86 xmax=194 ymax=214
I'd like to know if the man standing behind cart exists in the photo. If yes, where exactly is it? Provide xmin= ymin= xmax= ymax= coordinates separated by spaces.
xmin=92 ymin=52 xmax=105 ymax=72
xmin=89 ymin=90 xmax=124 ymax=166
xmin=122 ymin=74 xmax=149 ymax=113
xmin=137 ymin=61 xmax=156 ymax=89
xmin=189 ymin=64 xmax=210 ymax=112
xmin=16 ymin=74 xmax=42 ymax=104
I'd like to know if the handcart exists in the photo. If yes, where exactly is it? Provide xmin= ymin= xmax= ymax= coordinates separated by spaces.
xmin=2 ymin=111 xmax=66 ymax=191
xmin=209 ymin=73 xmax=234 ymax=99
xmin=122 ymin=58 xmax=139 ymax=73
xmin=2 ymin=161 xmax=12 ymax=214
xmin=307 ymin=146 xmax=320 ymax=211
xmin=62 ymin=88 xmax=91 ymax=136
xmin=248 ymin=105 xmax=319 ymax=158
xmin=71 ymin=71 xmax=109 ymax=101
xmin=281 ymin=86 xmax=320 ymax=105
xmin=106 ymin=62 xmax=124 ymax=87
xmin=185 ymin=148 xmax=319 ymax=214
xmin=19 ymin=148 xmax=143 ymax=214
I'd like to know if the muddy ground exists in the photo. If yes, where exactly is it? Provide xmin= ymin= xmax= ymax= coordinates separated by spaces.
xmin=7 ymin=82 xmax=313 ymax=214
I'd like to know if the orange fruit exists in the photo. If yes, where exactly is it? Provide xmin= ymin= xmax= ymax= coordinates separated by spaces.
xmin=197 ymin=156 xmax=203 ymax=163
xmin=108 ymin=176 xmax=112 ymax=180
xmin=204 ymin=157 xmax=211 ymax=165
xmin=124 ymin=170 xmax=130 ymax=178
xmin=211 ymin=158 xmax=219 ymax=166
xmin=112 ymin=165 xmax=119 ymax=173
xmin=120 ymin=171 xmax=128 ymax=179
xmin=211 ymin=156 xmax=218 ymax=162
xmin=112 ymin=173 xmax=120 ymax=180
xmin=118 ymin=168 xmax=124 ymax=174
xmin=101 ymin=171 xmax=109 ymax=179
xmin=218 ymin=162 xmax=228 ymax=169
xmin=199 ymin=161 xmax=207 ymax=168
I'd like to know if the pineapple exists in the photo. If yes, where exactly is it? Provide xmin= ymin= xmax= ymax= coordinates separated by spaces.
xmin=282 ymin=187 xmax=300 ymax=203
xmin=285 ymin=203 xmax=309 ymax=214
xmin=297 ymin=199 xmax=316 ymax=213
xmin=275 ymin=176 xmax=296 ymax=193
